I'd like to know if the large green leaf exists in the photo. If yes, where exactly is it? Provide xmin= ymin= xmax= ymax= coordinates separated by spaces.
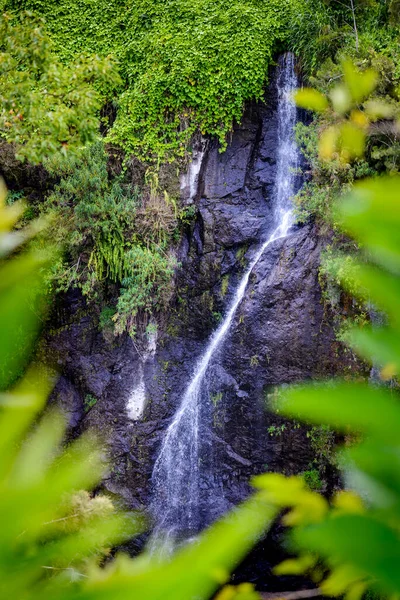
xmin=342 ymin=61 xmax=378 ymax=104
xmin=0 ymin=252 xmax=52 ymax=390
xmin=337 ymin=176 xmax=400 ymax=272
xmin=294 ymin=88 xmax=328 ymax=112
xmin=293 ymin=515 xmax=400 ymax=595
xmin=338 ymin=260 xmax=400 ymax=329
xmin=277 ymin=382 xmax=400 ymax=443
xmin=347 ymin=441 xmax=400 ymax=501
xmin=345 ymin=327 xmax=400 ymax=372
xmin=77 ymin=496 xmax=278 ymax=600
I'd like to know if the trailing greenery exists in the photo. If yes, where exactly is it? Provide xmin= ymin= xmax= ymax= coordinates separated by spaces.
xmin=0 ymin=11 xmax=119 ymax=165
xmin=114 ymin=246 xmax=175 ymax=336
xmin=4 ymin=0 xmax=289 ymax=161
xmin=45 ymin=143 xmax=178 ymax=336
xmin=46 ymin=144 xmax=139 ymax=291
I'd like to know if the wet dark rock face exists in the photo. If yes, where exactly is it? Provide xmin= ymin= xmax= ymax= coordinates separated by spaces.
xmin=47 ymin=81 xmax=357 ymax=525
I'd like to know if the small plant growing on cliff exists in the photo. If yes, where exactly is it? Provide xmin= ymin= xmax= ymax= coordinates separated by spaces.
xmin=301 ymin=468 xmax=323 ymax=491
xmin=250 ymin=355 xmax=260 ymax=367
xmin=220 ymin=275 xmax=230 ymax=298
xmin=267 ymin=424 xmax=287 ymax=438
xmin=84 ymin=394 xmax=98 ymax=413
xmin=179 ymin=204 xmax=197 ymax=225
xmin=211 ymin=392 xmax=223 ymax=407
xmin=212 ymin=311 xmax=223 ymax=324
xmin=99 ymin=306 xmax=117 ymax=331
xmin=236 ymin=245 xmax=248 ymax=268
xmin=146 ymin=321 xmax=158 ymax=337
xmin=306 ymin=425 xmax=336 ymax=474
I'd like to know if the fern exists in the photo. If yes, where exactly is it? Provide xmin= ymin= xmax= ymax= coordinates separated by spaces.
xmin=45 ymin=143 xmax=178 ymax=335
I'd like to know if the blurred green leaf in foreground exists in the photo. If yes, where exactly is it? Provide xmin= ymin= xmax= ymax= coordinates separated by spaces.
xmin=0 ymin=12 xmax=278 ymax=599
xmin=0 ymin=114 xmax=278 ymax=600
xmin=256 ymin=63 xmax=400 ymax=600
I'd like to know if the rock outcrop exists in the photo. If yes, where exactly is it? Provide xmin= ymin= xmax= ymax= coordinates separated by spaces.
xmin=46 ymin=73 xmax=361 ymax=523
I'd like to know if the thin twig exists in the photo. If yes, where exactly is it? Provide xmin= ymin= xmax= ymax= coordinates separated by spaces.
xmin=259 ymin=589 xmax=322 ymax=600
xmin=349 ymin=0 xmax=359 ymax=51
xmin=43 ymin=512 xmax=81 ymax=525
xmin=42 ymin=566 xmax=89 ymax=578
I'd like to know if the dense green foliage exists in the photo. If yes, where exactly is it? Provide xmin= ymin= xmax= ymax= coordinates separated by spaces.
xmin=293 ymin=120 xmax=374 ymax=226
xmin=1 ymin=1 xmax=400 ymax=598
xmin=293 ymin=53 xmax=400 ymax=347
xmin=289 ymin=3 xmax=400 ymax=328
xmin=294 ymin=88 xmax=399 ymax=229
xmin=5 ymin=0 xmax=397 ymax=338
xmin=290 ymin=1 xmax=400 ymax=228
xmin=0 ymin=12 xmax=119 ymax=164
xmin=0 ymin=182 xmax=50 ymax=389
xmin=45 ymin=144 xmax=177 ymax=336
xmin=0 ymin=10 xmax=285 ymax=594
xmin=289 ymin=0 xmax=400 ymax=76
xmin=0 ymin=12 xmax=115 ymax=383
xmin=4 ymin=0 xmax=288 ymax=161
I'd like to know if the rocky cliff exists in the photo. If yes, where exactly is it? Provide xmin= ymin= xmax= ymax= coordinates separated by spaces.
xmin=46 ymin=71 xmax=362 ymax=525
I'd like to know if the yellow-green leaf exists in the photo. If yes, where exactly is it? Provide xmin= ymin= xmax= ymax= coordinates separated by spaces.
xmin=294 ymin=88 xmax=329 ymax=113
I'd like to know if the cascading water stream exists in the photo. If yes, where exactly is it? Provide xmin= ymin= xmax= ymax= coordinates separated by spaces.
xmin=151 ymin=53 xmax=299 ymax=550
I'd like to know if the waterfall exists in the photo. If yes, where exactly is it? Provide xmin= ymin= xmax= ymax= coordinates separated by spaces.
xmin=151 ymin=53 xmax=299 ymax=550
xmin=180 ymin=137 xmax=207 ymax=203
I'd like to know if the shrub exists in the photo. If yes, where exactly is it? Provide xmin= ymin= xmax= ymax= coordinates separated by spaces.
xmin=114 ymin=246 xmax=176 ymax=337
xmin=84 ymin=394 xmax=98 ymax=413
xmin=45 ymin=143 xmax=178 ymax=335
xmin=302 ymin=469 xmax=323 ymax=491
xmin=253 ymin=61 xmax=400 ymax=600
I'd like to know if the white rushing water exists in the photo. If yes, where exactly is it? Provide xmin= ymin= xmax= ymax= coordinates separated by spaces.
xmin=180 ymin=137 xmax=207 ymax=202
xmin=151 ymin=53 xmax=299 ymax=549
xmin=127 ymin=367 xmax=147 ymax=420
xmin=126 ymin=322 xmax=157 ymax=421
